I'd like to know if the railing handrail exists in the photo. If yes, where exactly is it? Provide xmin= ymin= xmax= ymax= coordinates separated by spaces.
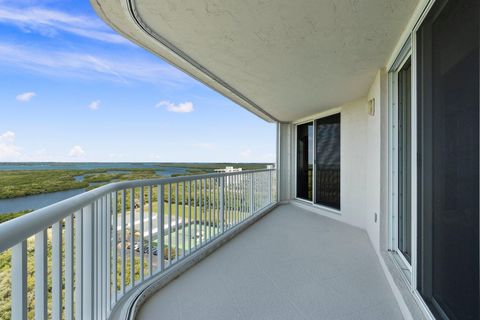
xmin=0 ymin=168 xmax=274 ymax=253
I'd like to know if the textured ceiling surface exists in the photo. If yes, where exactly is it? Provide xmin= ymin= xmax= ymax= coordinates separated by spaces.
xmin=95 ymin=0 xmax=418 ymax=122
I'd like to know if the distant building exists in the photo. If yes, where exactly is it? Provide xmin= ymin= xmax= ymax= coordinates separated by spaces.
xmin=214 ymin=166 xmax=242 ymax=173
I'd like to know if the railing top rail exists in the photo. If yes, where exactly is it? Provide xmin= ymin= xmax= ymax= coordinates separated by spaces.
xmin=0 ymin=168 xmax=274 ymax=252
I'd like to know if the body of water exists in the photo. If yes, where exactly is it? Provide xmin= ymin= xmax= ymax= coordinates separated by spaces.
xmin=0 ymin=162 xmax=193 ymax=214
xmin=0 ymin=162 xmax=189 ymax=176
xmin=0 ymin=188 xmax=85 ymax=214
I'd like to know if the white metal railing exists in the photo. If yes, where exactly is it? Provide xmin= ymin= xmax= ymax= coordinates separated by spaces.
xmin=0 ymin=169 xmax=276 ymax=320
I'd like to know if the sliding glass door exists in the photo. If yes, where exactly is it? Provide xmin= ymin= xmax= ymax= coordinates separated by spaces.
xmin=417 ymin=0 xmax=479 ymax=318
xmin=397 ymin=57 xmax=412 ymax=264
xmin=296 ymin=114 xmax=341 ymax=210
xmin=296 ymin=122 xmax=313 ymax=201
xmin=315 ymin=114 xmax=341 ymax=210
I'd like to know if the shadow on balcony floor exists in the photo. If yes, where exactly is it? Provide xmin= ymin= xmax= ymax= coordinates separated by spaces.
xmin=137 ymin=204 xmax=403 ymax=320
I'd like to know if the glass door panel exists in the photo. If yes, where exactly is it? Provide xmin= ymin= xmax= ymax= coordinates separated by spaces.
xmin=314 ymin=114 xmax=340 ymax=210
xmin=296 ymin=122 xmax=313 ymax=201
xmin=397 ymin=58 xmax=412 ymax=264
xmin=417 ymin=0 xmax=479 ymax=318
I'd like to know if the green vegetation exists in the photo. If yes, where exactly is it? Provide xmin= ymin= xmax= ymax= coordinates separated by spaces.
xmin=0 ymin=163 xmax=272 ymax=199
xmin=0 ymin=169 xmax=162 ymax=199
xmin=0 ymin=170 xmax=89 ymax=199
xmin=0 ymin=210 xmax=33 ymax=224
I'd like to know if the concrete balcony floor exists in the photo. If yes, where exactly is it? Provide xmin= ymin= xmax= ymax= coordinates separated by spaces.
xmin=137 ymin=204 xmax=403 ymax=320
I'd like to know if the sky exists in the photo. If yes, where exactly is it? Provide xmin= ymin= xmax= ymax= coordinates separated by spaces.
xmin=0 ymin=0 xmax=276 ymax=163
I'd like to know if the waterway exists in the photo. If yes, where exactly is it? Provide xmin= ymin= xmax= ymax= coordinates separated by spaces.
xmin=0 ymin=163 xmax=191 ymax=214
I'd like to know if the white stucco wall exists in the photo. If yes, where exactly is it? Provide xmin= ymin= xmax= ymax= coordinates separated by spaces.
xmin=364 ymin=70 xmax=386 ymax=253
xmin=339 ymin=98 xmax=368 ymax=229
xmin=277 ymin=122 xmax=293 ymax=202
xmin=288 ymin=97 xmax=369 ymax=230
xmin=285 ymin=71 xmax=387 ymax=253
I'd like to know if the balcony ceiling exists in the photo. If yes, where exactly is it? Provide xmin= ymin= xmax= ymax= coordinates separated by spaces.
xmin=92 ymin=0 xmax=418 ymax=122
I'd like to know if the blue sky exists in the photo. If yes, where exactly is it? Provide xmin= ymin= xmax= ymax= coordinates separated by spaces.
xmin=0 ymin=0 xmax=276 ymax=163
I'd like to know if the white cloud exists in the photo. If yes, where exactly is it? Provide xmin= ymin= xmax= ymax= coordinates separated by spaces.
xmin=0 ymin=42 xmax=190 ymax=85
xmin=16 ymin=91 xmax=36 ymax=102
xmin=240 ymin=148 xmax=253 ymax=158
xmin=68 ymin=145 xmax=85 ymax=157
xmin=0 ymin=5 xmax=129 ymax=44
xmin=156 ymin=100 xmax=194 ymax=113
xmin=88 ymin=100 xmax=100 ymax=110
xmin=0 ymin=131 xmax=21 ymax=160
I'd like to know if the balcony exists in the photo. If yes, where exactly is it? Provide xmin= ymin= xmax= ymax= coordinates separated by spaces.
xmin=0 ymin=169 xmax=404 ymax=320
xmin=0 ymin=170 xmax=277 ymax=320
xmin=136 ymin=204 xmax=402 ymax=320
xmin=2 ymin=0 xmax=478 ymax=319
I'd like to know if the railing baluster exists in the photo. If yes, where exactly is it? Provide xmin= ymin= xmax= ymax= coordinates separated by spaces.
xmin=213 ymin=178 xmax=216 ymax=237
xmin=83 ymin=204 xmax=94 ymax=319
xmin=194 ymin=180 xmax=197 ymax=249
xmin=113 ymin=192 xmax=118 ymax=305
xmin=34 ymin=230 xmax=47 ymax=320
xmin=198 ymin=180 xmax=202 ymax=246
xmin=168 ymin=184 xmax=172 ymax=267
xmin=130 ymin=188 xmax=135 ymax=288
xmin=242 ymin=174 xmax=246 ymax=220
xmin=225 ymin=176 xmax=229 ymax=229
xmin=158 ymin=184 xmax=165 ymax=271
xmin=121 ymin=190 xmax=126 ymax=295
xmin=75 ymin=210 xmax=83 ymax=320
xmin=250 ymin=173 xmax=254 ymax=216
xmin=241 ymin=174 xmax=244 ymax=220
xmin=203 ymin=178 xmax=210 ymax=243
xmin=65 ymin=214 xmax=74 ymax=320
xmin=175 ymin=183 xmax=179 ymax=260
xmin=148 ymin=186 xmax=153 ymax=277
xmin=207 ymin=179 xmax=211 ymax=241
xmin=233 ymin=176 xmax=236 ymax=224
xmin=106 ymin=194 xmax=111 ymax=315
xmin=94 ymin=201 xmax=99 ymax=319
xmin=140 ymin=187 xmax=144 ymax=282
xmin=52 ymin=221 xmax=63 ymax=320
xmin=99 ymin=199 xmax=104 ymax=319
xmin=103 ymin=196 xmax=108 ymax=318
xmin=220 ymin=177 xmax=224 ymax=234
xmin=203 ymin=179 xmax=207 ymax=242
xmin=12 ymin=241 xmax=27 ymax=320
xmin=182 ymin=182 xmax=185 ymax=258
xmin=235 ymin=174 xmax=238 ymax=224
xmin=188 ymin=181 xmax=192 ymax=254
xmin=231 ymin=176 xmax=233 ymax=224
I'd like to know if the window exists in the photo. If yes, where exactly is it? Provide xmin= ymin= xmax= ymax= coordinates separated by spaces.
xmin=417 ymin=0 xmax=479 ymax=318
xmin=296 ymin=114 xmax=341 ymax=210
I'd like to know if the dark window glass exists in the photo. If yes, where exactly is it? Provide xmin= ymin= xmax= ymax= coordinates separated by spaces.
xmin=417 ymin=0 xmax=479 ymax=319
xmin=296 ymin=122 xmax=313 ymax=200
xmin=398 ymin=58 xmax=412 ymax=264
xmin=315 ymin=114 xmax=340 ymax=209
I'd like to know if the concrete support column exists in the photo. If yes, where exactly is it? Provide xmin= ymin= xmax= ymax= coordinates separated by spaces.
xmin=277 ymin=122 xmax=293 ymax=202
